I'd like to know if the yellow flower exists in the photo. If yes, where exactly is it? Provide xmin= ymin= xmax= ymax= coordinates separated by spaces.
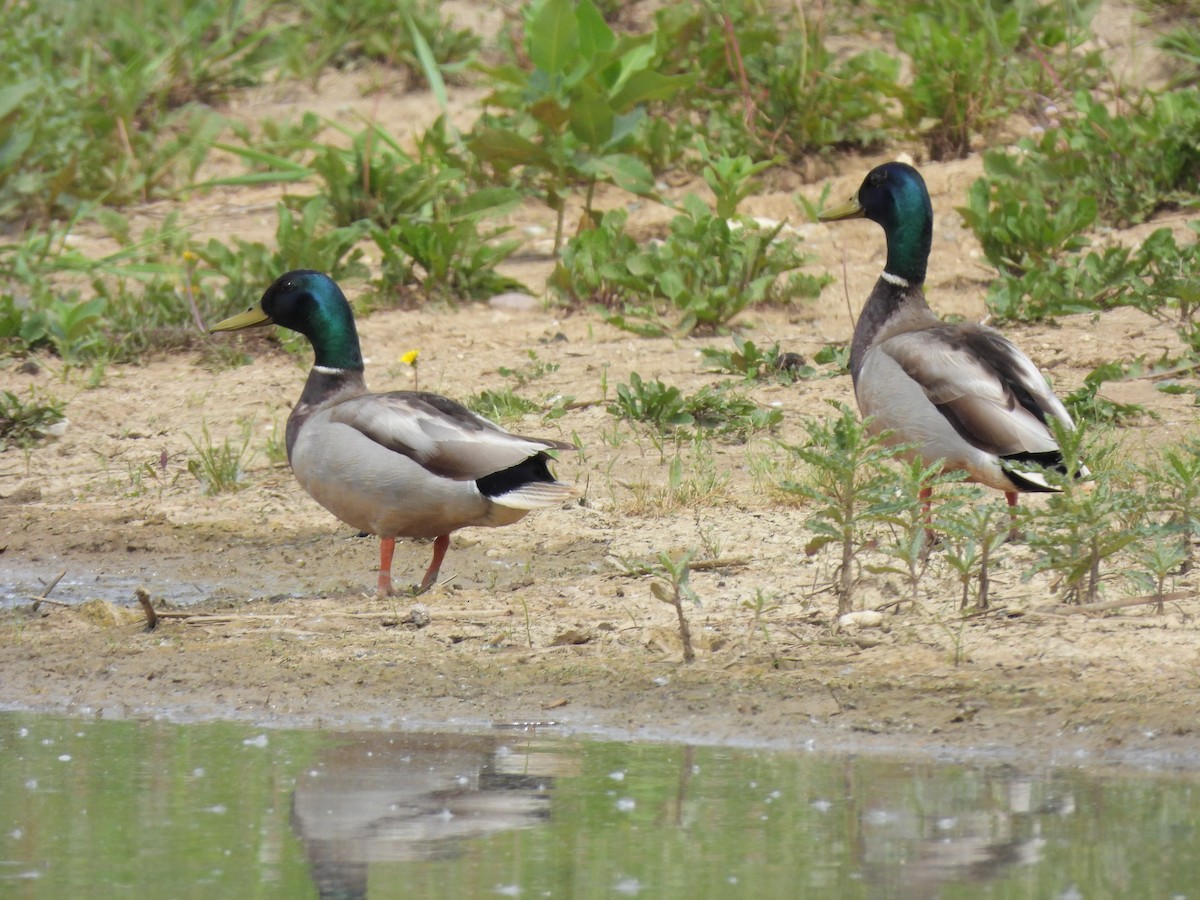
xmin=182 ymin=250 xmax=198 ymax=264
xmin=400 ymin=349 xmax=420 ymax=367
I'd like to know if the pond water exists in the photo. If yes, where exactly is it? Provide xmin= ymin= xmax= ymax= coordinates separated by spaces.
xmin=0 ymin=711 xmax=1196 ymax=899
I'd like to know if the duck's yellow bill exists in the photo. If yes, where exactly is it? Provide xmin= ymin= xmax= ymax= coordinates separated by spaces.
xmin=211 ymin=306 xmax=273 ymax=333
xmin=817 ymin=196 xmax=865 ymax=222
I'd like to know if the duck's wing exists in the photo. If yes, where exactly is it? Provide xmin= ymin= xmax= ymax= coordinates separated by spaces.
xmin=878 ymin=324 xmax=1073 ymax=456
xmin=328 ymin=390 xmax=574 ymax=481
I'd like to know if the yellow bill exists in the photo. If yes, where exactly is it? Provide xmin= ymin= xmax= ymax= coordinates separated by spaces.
xmin=211 ymin=305 xmax=273 ymax=333
xmin=817 ymin=196 xmax=865 ymax=222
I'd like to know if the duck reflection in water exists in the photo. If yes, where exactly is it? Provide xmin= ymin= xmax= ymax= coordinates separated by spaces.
xmin=859 ymin=768 xmax=1068 ymax=898
xmin=291 ymin=732 xmax=572 ymax=899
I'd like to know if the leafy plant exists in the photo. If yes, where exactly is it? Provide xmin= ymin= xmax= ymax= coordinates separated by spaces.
xmin=1129 ymin=537 xmax=1188 ymax=614
xmin=499 ymin=351 xmax=559 ymax=387
xmin=963 ymin=89 xmax=1200 ymax=322
xmin=1064 ymin=362 xmax=1151 ymax=425
xmin=782 ymin=404 xmax=907 ymax=613
xmin=609 ymin=373 xmax=781 ymax=439
xmin=648 ymin=549 xmax=700 ymax=663
xmin=867 ymin=457 xmax=962 ymax=608
xmin=653 ymin=3 xmax=898 ymax=161
xmin=935 ymin=490 xmax=1010 ymax=610
xmin=190 ymin=199 xmax=370 ymax=314
xmin=891 ymin=0 xmax=1100 ymax=160
xmin=372 ymin=214 xmax=525 ymax=303
xmin=466 ymin=388 xmax=541 ymax=425
xmin=0 ymin=1 xmax=270 ymax=223
xmin=1023 ymin=421 xmax=1138 ymax=605
xmin=698 ymin=143 xmax=778 ymax=220
xmin=0 ymin=388 xmax=66 ymax=451
xmin=573 ymin=193 xmax=828 ymax=337
xmin=1139 ymin=438 xmax=1200 ymax=572
xmin=547 ymin=208 xmax=642 ymax=312
xmin=186 ymin=422 xmax=252 ymax=495
xmin=471 ymin=0 xmax=691 ymax=249
xmin=279 ymin=0 xmax=479 ymax=87
xmin=700 ymin=335 xmax=817 ymax=384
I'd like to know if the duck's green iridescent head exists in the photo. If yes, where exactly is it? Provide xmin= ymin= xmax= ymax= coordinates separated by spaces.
xmin=211 ymin=270 xmax=364 ymax=371
xmin=819 ymin=162 xmax=933 ymax=286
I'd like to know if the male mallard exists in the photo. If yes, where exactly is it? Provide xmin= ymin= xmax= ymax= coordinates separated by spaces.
xmin=212 ymin=270 xmax=576 ymax=596
xmin=818 ymin=162 xmax=1083 ymax=521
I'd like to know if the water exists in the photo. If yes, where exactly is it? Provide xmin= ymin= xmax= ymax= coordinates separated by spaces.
xmin=0 ymin=712 xmax=1197 ymax=899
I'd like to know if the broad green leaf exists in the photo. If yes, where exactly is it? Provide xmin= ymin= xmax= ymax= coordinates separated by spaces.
xmin=576 ymin=0 xmax=615 ymax=61
xmin=611 ymin=70 xmax=695 ymax=111
xmin=468 ymin=129 xmax=554 ymax=169
xmin=568 ymin=85 xmax=615 ymax=149
xmin=529 ymin=0 xmax=578 ymax=76
xmin=0 ymin=80 xmax=37 ymax=121
xmin=447 ymin=187 xmax=522 ymax=221
xmin=585 ymin=153 xmax=654 ymax=195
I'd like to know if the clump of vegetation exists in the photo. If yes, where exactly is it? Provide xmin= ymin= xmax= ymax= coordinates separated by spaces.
xmin=466 ymin=388 xmax=541 ymax=425
xmin=609 ymin=373 xmax=781 ymax=439
xmin=648 ymin=550 xmax=701 ymax=662
xmin=782 ymin=404 xmax=908 ymax=613
xmin=653 ymin=3 xmax=899 ymax=161
xmin=1022 ymin=422 xmax=1139 ymax=605
xmin=961 ymin=89 xmax=1200 ymax=323
xmin=890 ymin=0 xmax=1102 ymax=160
xmin=0 ymin=388 xmax=66 ymax=451
xmin=472 ymin=0 xmax=689 ymax=250
xmin=552 ymin=196 xmax=827 ymax=337
xmin=701 ymin=335 xmax=845 ymax=384
xmin=186 ymin=423 xmax=253 ymax=495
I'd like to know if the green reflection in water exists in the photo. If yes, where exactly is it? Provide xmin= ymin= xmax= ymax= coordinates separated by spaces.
xmin=0 ymin=712 xmax=1197 ymax=899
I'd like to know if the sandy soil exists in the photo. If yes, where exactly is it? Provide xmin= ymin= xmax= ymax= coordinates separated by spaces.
xmin=2 ymin=2 xmax=1200 ymax=769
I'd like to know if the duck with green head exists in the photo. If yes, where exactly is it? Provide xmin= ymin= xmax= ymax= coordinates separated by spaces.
xmin=818 ymin=162 xmax=1084 ymax=524
xmin=212 ymin=270 xmax=576 ymax=596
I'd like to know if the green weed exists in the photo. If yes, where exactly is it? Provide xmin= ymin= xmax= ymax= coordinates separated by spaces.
xmin=781 ymin=403 xmax=906 ymax=614
xmin=963 ymin=89 xmax=1200 ymax=322
xmin=934 ymin=489 xmax=1010 ymax=610
xmin=700 ymin=335 xmax=819 ymax=384
xmin=472 ymin=0 xmax=690 ymax=250
xmin=653 ymin=4 xmax=897 ymax=161
xmin=498 ymin=351 xmax=559 ymax=387
xmin=466 ymin=388 xmax=541 ymax=425
xmin=609 ymin=373 xmax=781 ymax=439
xmin=1022 ymin=421 xmax=1139 ymax=605
xmin=186 ymin=422 xmax=252 ymax=495
xmin=0 ymin=388 xmax=66 ymax=451
xmin=647 ymin=550 xmax=701 ymax=663
xmin=559 ymin=193 xmax=827 ymax=337
xmin=890 ymin=0 xmax=1100 ymax=160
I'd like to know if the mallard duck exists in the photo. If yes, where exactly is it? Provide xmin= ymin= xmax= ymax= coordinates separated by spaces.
xmin=211 ymin=270 xmax=576 ymax=596
xmin=817 ymin=162 xmax=1084 ymax=524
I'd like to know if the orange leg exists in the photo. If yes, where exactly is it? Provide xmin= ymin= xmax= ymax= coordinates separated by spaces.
xmin=417 ymin=534 xmax=450 ymax=594
xmin=377 ymin=536 xmax=397 ymax=596
xmin=1005 ymin=491 xmax=1020 ymax=542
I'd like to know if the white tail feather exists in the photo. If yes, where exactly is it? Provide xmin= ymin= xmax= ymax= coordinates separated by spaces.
xmin=490 ymin=481 xmax=578 ymax=510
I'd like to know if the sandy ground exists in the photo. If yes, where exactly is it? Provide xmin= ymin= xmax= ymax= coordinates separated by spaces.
xmin=2 ymin=1 xmax=1200 ymax=769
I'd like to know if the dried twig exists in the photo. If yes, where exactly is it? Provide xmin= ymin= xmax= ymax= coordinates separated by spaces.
xmin=31 ymin=570 xmax=68 ymax=612
xmin=617 ymin=556 xmax=749 ymax=576
xmin=1034 ymin=591 xmax=1192 ymax=616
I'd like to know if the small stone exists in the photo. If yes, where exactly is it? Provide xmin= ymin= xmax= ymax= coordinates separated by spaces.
xmin=838 ymin=610 xmax=884 ymax=630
